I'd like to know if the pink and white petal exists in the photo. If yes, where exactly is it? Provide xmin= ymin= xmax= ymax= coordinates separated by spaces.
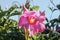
xmin=29 ymin=30 xmax=34 ymax=36
xmin=38 ymin=23 xmax=45 ymax=32
xmin=35 ymin=12 xmax=40 ymax=17
xmin=24 ymin=11 xmax=36 ymax=16
xmin=29 ymin=24 xmax=39 ymax=36
xmin=39 ymin=16 xmax=46 ymax=22
xmin=29 ymin=11 xmax=36 ymax=15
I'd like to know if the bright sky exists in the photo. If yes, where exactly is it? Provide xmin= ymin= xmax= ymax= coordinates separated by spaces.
xmin=0 ymin=0 xmax=60 ymax=21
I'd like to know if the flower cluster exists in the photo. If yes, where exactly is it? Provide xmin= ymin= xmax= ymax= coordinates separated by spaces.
xmin=18 ymin=6 xmax=46 ymax=36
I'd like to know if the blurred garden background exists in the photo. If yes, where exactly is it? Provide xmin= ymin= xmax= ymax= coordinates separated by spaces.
xmin=0 ymin=0 xmax=60 ymax=40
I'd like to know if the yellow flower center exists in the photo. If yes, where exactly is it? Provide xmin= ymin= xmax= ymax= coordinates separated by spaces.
xmin=29 ymin=18 xmax=35 ymax=24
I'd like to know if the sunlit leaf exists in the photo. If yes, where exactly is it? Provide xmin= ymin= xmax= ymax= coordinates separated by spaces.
xmin=32 ymin=6 xmax=39 ymax=11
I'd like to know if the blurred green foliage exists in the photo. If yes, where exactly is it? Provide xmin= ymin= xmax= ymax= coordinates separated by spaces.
xmin=0 ymin=4 xmax=25 ymax=40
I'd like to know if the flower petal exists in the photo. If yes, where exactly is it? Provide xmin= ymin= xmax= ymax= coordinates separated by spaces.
xmin=39 ymin=11 xmax=45 ymax=16
xmin=18 ymin=16 xmax=28 ymax=28
xmin=23 ymin=6 xmax=28 ymax=12
xmin=39 ymin=16 xmax=46 ymax=22
xmin=24 ymin=11 xmax=35 ymax=16
xmin=24 ymin=23 xmax=29 ymax=29
xmin=38 ymin=23 xmax=45 ymax=32
xmin=29 ymin=24 xmax=39 ymax=36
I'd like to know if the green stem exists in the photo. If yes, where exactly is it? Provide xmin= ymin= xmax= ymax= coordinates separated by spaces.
xmin=25 ymin=29 xmax=29 ymax=40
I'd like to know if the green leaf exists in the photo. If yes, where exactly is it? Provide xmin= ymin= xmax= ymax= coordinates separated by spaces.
xmin=32 ymin=35 xmax=37 ymax=40
xmin=0 ymin=6 xmax=3 ymax=12
xmin=4 ymin=4 xmax=18 ymax=17
xmin=8 ymin=4 xmax=17 ymax=13
xmin=10 ymin=11 xmax=21 ymax=16
xmin=48 ymin=6 xmax=53 ymax=12
xmin=52 ymin=9 xmax=57 ymax=12
xmin=32 ymin=6 xmax=39 ymax=11
xmin=46 ymin=18 xmax=49 ymax=22
xmin=48 ymin=6 xmax=57 ymax=12
xmin=57 ymin=4 xmax=60 ymax=10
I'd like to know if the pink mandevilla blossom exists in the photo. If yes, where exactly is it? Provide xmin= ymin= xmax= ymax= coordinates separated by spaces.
xmin=18 ymin=6 xmax=46 ymax=36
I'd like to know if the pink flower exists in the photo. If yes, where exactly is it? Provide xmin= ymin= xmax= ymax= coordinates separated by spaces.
xmin=18 ymin=6 xmax=46 ymax=36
